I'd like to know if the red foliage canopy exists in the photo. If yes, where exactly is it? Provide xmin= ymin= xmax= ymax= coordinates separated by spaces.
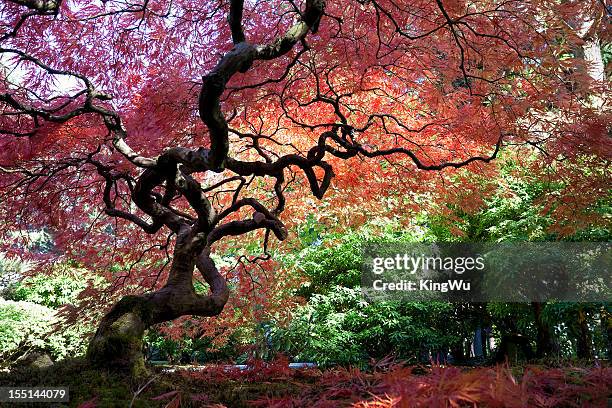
xmin=0 ymin=0 xmax=609 ymax=350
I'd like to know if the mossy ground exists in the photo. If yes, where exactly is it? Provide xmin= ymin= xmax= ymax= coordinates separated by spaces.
xmin=0 ymin=358 xmax=303 ymax=407
xmin=1 ymin=358 xmax=610 ymax=407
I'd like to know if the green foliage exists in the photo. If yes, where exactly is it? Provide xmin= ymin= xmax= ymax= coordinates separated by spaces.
xmin=270 ymin=285 xmax=462 ymax=367
xmin=447 ymin=174 xmax=553 ymax=241
xmin=430 ymin=163 xmax=611 ymax=360
xmin=0 ymin=298 xmax=88 ymax=365
xmin=144 ymin=330 xmax=242 ymax=364
xmin=270 ymin=162 xmax=610 ymax=366
xmin=296 ymin=213 xmax=326 ymax=247
xmin=541 ymin=302 xmax=611 ymax=359
xmin=601 ymin=42 xmax=612 ymax=69
xmin=23 ymin=229 xmax=54 ymax=253
xmin=271 ymin=218 xmax=488 ymax=366
xmin=487 ymin=303 xmax=533 ymax=332
xmin=294 ymin=234 xmax=363 ymax=296
xmin=0 ymin=253 xmax=33 ymax=276
xmin=291 ymin=226 xmax=424 ymax=299
xmin=270 ymin=286 xmax=365 ymax=366
xmin=0 ymin=263 xmax=92 ymax=366
xmin=8 ymin=270 xmax=87 ymax=308
xmin=0 ymin=253 xmax=34 ymax=295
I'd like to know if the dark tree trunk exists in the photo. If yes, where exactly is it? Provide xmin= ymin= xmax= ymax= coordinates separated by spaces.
xmin=481 ymin=327 xmax=488 ymax=359
xmin=576 ymin=308 xmax=593 ymax=360
xmin=451 ymin=341 xmax=465 ymax=363
xmin=86 ymin=249 xmax=229 ymax=375
xmin=473 ymin=326 xmax=483 ymax=358
xmin=494 ymin=333 xmax=534 ymax=364
xmin=602 ymin=308 xmax=612 ymax=360
xmin=531 ymin=302 xmax=556 ymax=358
xmin=86 ymin=295 xmax=152 ymax=375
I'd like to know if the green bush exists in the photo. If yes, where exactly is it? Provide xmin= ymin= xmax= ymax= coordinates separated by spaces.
xmin=0 ymin=253 xmax=34 ymax=295
xmin=269 ymin=223 xmax=471 ymax=367
xmin=0 ymin=298 xmax=88 ymax=366
xmin=8 ymin=271 xmax=87 ymax=308
xmin=270 ymin=286 xmax=461 ymax=367
xmin=144 ymin=329 xmax=242 ymax=364
xmin=290 ymin=226 xmax=425 ymax=299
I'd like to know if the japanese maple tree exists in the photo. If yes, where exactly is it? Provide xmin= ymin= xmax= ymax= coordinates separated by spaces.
xmin=0 ymin=0 xmax=609 ymax=372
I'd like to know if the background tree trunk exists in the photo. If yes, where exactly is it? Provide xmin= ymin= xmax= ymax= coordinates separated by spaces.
xmin=576 ymin=308 xmax=593 ymax=360
xmin=602 ymin=308 xmax=612 ymax=360
xmin=531 ymin=302 xmax=556 ymax=358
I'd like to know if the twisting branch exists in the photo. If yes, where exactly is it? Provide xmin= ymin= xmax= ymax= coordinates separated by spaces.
xmin=228 ymin=0 xmax=246 ymax=44
xmin=198 ymin=0 xmax=327 ymax=170
xmin=0 ymin=0 xmax=513 ymax=333
xmin=102 ymin=116 xmax=158 ymax=168
xmin=194 ymin=248 xmax=229 ymax=314
xmin=87 ymin=155 xmax=162 ymax=234
xmin=199 ymin=42 xmax=256 ymax=170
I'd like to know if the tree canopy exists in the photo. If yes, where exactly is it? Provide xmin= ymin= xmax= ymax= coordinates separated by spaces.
xmin=0 ymin=0 xmax=609 ymax=371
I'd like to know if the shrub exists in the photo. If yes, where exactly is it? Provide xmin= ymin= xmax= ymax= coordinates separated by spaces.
xmin=144 ymin=329 xmax=243 ymax=364
xmin=0 ymin=298 xmax=88 ymax=366
xmin=0 ymin=253 xmax=34 ymax=296
xmin=270 ymin=286 xmax=460 ymax=367
xmin=7 ymin=270 xmax=87 ymax=308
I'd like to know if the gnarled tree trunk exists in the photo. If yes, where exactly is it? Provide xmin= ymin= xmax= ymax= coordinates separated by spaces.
xmin=86 ymin=248 xmax=228 ymax=374
xmin=84 ymin=0 xmax=324 ymax=374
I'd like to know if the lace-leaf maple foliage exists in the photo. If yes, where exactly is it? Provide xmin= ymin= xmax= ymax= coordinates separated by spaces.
xmin=0 ymin=0 xmax=609 ymax=371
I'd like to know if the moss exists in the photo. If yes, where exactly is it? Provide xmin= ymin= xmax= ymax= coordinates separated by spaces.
xmin=0 ymin=358 xmax=301 ymax=407
xmin=86 ymin=334 xmax=146 ymax=377
xmin=86 ymin=299 xmax=150 ymax=377
xmin=104 ymin=296 xmax=155 ymax=325
xmin=87 ymin=333 xmax=142 ymax=364
xmin=0 ymin=358 xmax=134 ymax=407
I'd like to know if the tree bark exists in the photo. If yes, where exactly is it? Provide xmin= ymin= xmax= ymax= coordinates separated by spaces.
xmin=450 ymin=341 xmax=465 ymax=363
xmin=531 ymin=302 xmax=556 ymax=358
xmin=86 ymin=250 xmax=229 ymax=375
xmin=576 ymin=308 xmax=593 ymax=360
xmin=602 ymin=307 xmax=612 ymax=360
xmin=86 ymin=295 xmax=153 ymax=375
xmin=574 ymin=12 xmax=605 ymax=83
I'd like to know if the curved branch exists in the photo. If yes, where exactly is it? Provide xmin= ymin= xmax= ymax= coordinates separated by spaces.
xmin=228 ymin=0 xmax=246 ymax=44
xmin=254 ymin=0 xmax=325 ymax=60
xmin=207 ymin=214 xmax=287 ymax=245
xmin=347 ymin=135 xmax=504 ymax=171
xmin=193 ymin=249 xmax=229 ymax=314
xmin=198 ymin=0 xmax=327 ymax=171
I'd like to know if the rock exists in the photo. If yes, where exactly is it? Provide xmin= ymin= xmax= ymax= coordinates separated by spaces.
xmin=22 ymin=352 xmax=54 ymax=369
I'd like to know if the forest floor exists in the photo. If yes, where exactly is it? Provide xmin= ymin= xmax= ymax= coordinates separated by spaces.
xmin=1 ymin=358 xmax=611 ymax=407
